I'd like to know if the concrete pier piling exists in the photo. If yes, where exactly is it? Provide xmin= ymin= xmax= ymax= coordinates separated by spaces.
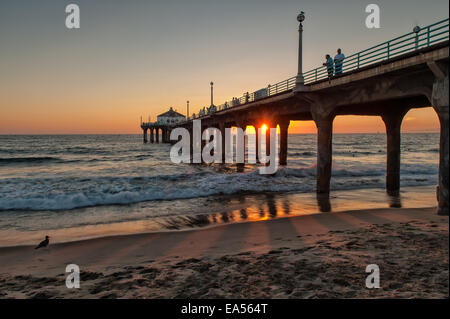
xmin=141 ymin=125 xmax=174 ymax=145
xmin=143 ymin=128 xmax=148 ymax=144
xmin=432 ymin=75 xmax=449 ymax=215
xmin=382 ymin=110 xmax=408 ymax=196
xmin=150 ymin=128 xmax=154 ymax=143
xmin=314 ymin=115 xmax=334 ymax=194
xmin=278 ymin=120 xmax=290 ymax=166
xmin=255 ymin=125 xmax=260 ymax=162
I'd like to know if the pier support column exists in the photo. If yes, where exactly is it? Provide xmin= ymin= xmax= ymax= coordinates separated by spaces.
xmin=166 ymin=128 xmax=171 ymax=143
xmin=219 ymin=124 xmax=226 ymax=163
xmin=237 ymin=122 xmax=247 ymax=170
xmin=155 ymin=128 xmax=160 ymax=143
xmin=201 ymin=125 xmax=207 ymax=163
xmin=189 ymin=126 xmax=194 ymax=162
xmin=264 ymin=121 xmax=276 ymax=168
xmin=314 ymin=115 xmax=334 ymax=194
xmin=143 ymin=128 xmax=148 ymax=143
xmin=265 ymin=122 xmax=275 ymax=156
xmin=255 ymin=125 xmax=260 ymax=162
xmin=382 ymin=110 xmax=407 ymax=196
xmin=163 ymin=128 xmax=168 ymax=143
xmin=432 ymin=75 xmax=449 ymax=216
xmin=278 ymin=120 xmax=290 ymax=166
xmin=167 ymin=128 xmax=172 ymax=144
xmin=150 ymin=128 xmax=154 ymax=143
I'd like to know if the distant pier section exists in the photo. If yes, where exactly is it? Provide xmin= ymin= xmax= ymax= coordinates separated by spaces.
xmin=141 ymin=107 xmax=186 ymax=143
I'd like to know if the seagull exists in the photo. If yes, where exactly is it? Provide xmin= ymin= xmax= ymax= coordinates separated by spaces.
xmin=35 ymin=236 xmax=50 ymax=250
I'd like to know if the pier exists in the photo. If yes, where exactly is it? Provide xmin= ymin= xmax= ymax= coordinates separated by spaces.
xmin=141 ymin=107 xmax=185 ymax=143
xmin=143 ymin=17 xmax=449 ymax=215
xmin=140 ymin=123 xmax=173 ymax=144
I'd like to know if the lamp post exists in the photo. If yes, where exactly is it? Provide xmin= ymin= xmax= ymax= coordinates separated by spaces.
xmin=294 ymin=11 xmax=306 ymax=92
xmin=413 ymin=26 xmax=421 ymax=50
xmin=187 ymin=100 xmax=190 ymax=120
xmin=210 ymin=81 xmax=214 ymax=106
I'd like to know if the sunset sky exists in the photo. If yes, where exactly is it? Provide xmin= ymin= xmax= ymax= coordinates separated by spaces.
xmin=0 ymin=0 xmax=448 ymax=134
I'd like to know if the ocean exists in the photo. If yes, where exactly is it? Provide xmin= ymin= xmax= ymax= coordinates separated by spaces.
xmin=0 ymin=133 xmax=440 ymax=246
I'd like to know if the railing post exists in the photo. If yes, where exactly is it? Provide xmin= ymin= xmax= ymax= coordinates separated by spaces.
xmin=427 ymin=26 xmax=431 ymax=47
xmin=315 ymin=69 xmax=318 ymax=81
xmin=387 ymin=42 xmax=390 ymax=60
xmin=414 ymin=26 xmax=420 ymax=50
xmin=357 ymin=52 xmax=360 ymax=68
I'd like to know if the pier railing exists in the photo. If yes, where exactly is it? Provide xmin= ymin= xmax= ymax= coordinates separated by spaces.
xmin=303 ymin=18 xmax=449 ymax=83
xmin=188 ymin=18 xmax=449 ymax=120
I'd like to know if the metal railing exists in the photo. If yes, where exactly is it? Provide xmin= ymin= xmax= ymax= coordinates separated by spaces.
xmin=303 ymin=18 xmax=449 ymax=83
xmin=188 ymin=18 xmax=449 ymax=120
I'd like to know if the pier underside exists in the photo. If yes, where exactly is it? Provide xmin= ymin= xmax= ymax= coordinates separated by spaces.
xmin=144 ymin=45 xmax=449 ymax=215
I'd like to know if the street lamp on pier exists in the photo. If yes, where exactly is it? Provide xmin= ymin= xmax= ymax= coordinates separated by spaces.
xmin=186 ymin=100 xmax=190 ymax=120
xmin=294 ymin=11 xmax=307 ymax=92
xmin=210 ymin=81 xmax=214 ymax=107
xmin=413 ymin=26 xmax=421 ymax=50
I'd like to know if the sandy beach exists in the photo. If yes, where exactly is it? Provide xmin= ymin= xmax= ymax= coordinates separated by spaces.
xmin=0 ymin=206 xmax=447 ymax=299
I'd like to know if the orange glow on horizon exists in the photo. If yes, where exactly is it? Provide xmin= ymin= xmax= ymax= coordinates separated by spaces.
xmin=287 ymin=108 xmax=440 ymax=134
xmin=0 ymin=105 xmax=440 ymax=135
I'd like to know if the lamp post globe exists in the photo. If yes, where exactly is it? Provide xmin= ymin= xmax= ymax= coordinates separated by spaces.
xmin=297 ymin=11 xmax=305 ymax=23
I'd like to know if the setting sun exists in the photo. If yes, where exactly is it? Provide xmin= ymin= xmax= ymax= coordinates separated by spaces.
xmin=261 ymin=124 xmax=268 ymax=133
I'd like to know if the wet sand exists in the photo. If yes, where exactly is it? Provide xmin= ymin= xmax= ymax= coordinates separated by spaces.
xmin=0 ymin=207 xmax=448 ymax=299
xmin=0 ymin=185 xmax=439 ymax=247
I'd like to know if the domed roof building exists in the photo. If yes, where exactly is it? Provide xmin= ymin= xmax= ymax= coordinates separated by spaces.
xmin=157 ymin=107 xmax=186 ymax=125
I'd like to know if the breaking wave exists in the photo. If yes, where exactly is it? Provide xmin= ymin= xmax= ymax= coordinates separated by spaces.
xmin=0 ymin=163 xmax=437 ymax=211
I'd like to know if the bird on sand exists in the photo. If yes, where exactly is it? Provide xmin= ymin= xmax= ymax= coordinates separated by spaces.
xmin=35 ymin=236 xmax=50 ymax=249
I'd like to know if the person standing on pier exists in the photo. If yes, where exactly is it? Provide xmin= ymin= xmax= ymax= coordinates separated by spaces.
xmin=334 ymin=48 xmax=345 ymax=75
xmin=323 ymin=54 xmax=334 ymax=78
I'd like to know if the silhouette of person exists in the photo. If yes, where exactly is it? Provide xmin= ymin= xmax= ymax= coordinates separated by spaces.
xmin=323 ymin=54 xmax=334 ymax=78
xmin=334 ymin=49 xmax=345 ymax=75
